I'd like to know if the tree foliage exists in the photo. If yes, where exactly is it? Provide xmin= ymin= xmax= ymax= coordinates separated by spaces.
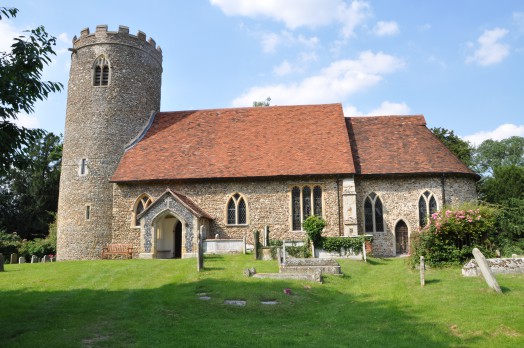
xmin=0 ymin=7 xmax=63 ymax=175
xmin=430 ymin=127 xmax=473 ymax=167
xmin=473 ymin=136 xmax=524 ymax=176
xmin=479 ymin=165 xmax=524 ymax=203
xmin=0 ymin=132 xmax=62 ymax=239
xmin=253 ymin=97 xmax=271 ymax=107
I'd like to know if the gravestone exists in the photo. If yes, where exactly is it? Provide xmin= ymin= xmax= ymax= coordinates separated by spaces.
xmin=472 ymin=248 xmax=502 ymax=293
xmin=10 ymin=253 xmax=17 ymax=264
xmin=31 ymin=255 xmax=39 ymax=263
xmin=242 ymin=235 xmax=246 ymax=254
xmin=282 ymin=240 xmax=287 ymax=263
xmin=263 ymin=225 xmax=269 ymax=247
xmin=18 ymin=256 xmax=26 ymax=264
xmin=197 ymin=226 xmax=205 ymax=272
xmin=253 ymin=230 xmax=260 ymax=260
xmin=42 ymin=255 xmax=51 ymax=263
xmin=0 ymin=254 xmax=4 ymax=272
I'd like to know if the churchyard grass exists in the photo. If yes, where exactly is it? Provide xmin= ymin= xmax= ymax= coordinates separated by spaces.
xmin=0 ymin=255 xmax=522 ymax=347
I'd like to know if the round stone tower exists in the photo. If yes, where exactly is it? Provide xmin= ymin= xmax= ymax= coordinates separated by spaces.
xmin=57 ymin=25 xmax=162 ymax=260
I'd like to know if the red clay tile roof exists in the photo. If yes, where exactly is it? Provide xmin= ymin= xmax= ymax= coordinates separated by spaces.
xmin=345 ymin=115 xmax=477 ymax=176
xmin=111 ymin=104 xmax=355 ymax=182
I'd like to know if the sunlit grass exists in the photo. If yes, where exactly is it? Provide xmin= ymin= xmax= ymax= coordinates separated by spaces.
xmin=0 ymin=255 xmax=522 ymax=347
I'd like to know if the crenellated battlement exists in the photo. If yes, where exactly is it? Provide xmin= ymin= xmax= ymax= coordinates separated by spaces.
xmin=71 ymin=25 xmax=162 ymax=57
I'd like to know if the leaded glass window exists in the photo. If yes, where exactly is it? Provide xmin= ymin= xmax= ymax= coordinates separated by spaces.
xmin=419 ymin=191 xmax=438 ymax=227
xmin=364 ymin=193 xmax=384 ymax=233
xmin=238 ymin=199 xmax=247 ymax=224
xmin=419 ymin=196 xmax=427 ymax=227
xmin=93 ymin=56 xmax=110 ymax=86
xmin=303 ymin=186 xmax=311 ymax=219
xmin=374 ymin=198 xmax=384 ymax=232
xmin=291 ymin=185 xmax=324 ymax=231
xmin=226 ymin=193 xmax=248 ymax=225
xmin=134 ymin=194 xmax=152 ymax=226
xmin=429 ymin=196 xmax=437 ymax=216
xmin=227 ymin=199 xmax=236 ymax=224
xmin=313 ymin=186 xmax=322 ymax=216
xmin=292 ymin=187 xmax=301 ymax=231
xmin=364 ymin=197 xmax=373 ymax=232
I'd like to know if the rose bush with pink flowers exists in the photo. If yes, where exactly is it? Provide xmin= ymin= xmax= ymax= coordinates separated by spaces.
xmin=410 ymin=203 xmax=498 ymax=267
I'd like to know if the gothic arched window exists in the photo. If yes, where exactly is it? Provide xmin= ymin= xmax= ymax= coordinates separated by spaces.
xmin=419 ymin=191 xmax=438 ymax=227
xmin=226 ymin=193 xmax=247 ymax=225
xmin=133 ymin=194 xmax=152 ymax=227
xmin=93 ymin=55 xmax=110 ymax=86
xmin=364 ymin=192 xmax=384 ymax=233
xmin=290 ymin=185 xmax=323 ymax=231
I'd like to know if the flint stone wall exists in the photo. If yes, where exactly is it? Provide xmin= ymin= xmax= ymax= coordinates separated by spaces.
xmin=462 ymin=257 xmax=524 ymax=276
xmin=57 ymin=25 xmax=162 ymax=260
xmin=112 ymin=176 xmax=344 ymax=256
xmin=355 ymin=175 xmax=477 ymax=257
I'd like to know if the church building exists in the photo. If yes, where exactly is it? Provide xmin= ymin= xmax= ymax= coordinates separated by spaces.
xmin=57 ymin=25 xmax=478 ymax=260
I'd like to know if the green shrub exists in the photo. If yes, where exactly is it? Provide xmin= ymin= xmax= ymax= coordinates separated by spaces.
xmin=19 ymin=238 xmax=56 ymax=259
xmin=0 ymin=230 xmax=22 ymax=260
xmin=285 ymin=244 xmax=311 ymax=258
xmin=409 ymin=203 xmax=498 ymax=267
xmin=303 ymin=215 xmax=326 ymax=247
xmin=321 ymin=236 xmax=370 ymax=254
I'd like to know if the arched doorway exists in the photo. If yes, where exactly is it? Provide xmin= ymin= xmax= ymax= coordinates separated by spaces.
xmin=154 ymin=213 xmax=184 ymax=259
xmin=395 ymin=220 xmax=409 ymax=255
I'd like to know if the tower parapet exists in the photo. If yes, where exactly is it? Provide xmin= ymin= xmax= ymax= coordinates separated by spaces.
xmin=57 ymin=25 xmax=163 ymax=260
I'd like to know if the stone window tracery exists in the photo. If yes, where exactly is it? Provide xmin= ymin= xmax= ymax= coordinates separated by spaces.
xmin=419 ymin=190 xmax=438 ymax=227
xmin=291 ymin=185 xmax=323 ymax=231
xmin=226 ymin=193 xmax=247 ymax=225
xmin=364 ymin=193 xmax=384 ymax=233
xmin=93 ymin=55 xmax=110 ymax=86
xmin=133 ymin=194 xmax=152 ymax=227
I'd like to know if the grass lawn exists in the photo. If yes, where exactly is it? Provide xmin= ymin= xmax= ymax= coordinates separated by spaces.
xmin=0 ymin=255 xmax=522 ymax=347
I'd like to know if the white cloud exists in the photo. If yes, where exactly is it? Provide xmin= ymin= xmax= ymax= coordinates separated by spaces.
xmin=343 ymin=101 xmax=410 ymax=117
xmin=261 ymin=32 xmax=281 ymax=53
xmin=428 ymin=55 xmax=447 ymax=69
xmin=462 ymin=124 xmax=524 ymax=146
xmin=513 ymin=12 xmax=524 ymax=33
xmin=466 ymin=28 xmax=510 ymax=66
xmin=372 ymin=21 xmax=399 ymax=36
xmin=232 ymin=51 xmax=404 ymax=106
xmin=366 ymin=101 xmax=410 ymax=115
xmin=273 ymin=60 xmax=292 ymax=75
xmin=211 ymin=0 xmax=371 ymax=37
xmin=260 ymin=30 xmax=318 ymax=53
xmin=13 ymin=114 xmax=40 ymax=129
xmin=0 ymin=20 xmax=21 ymax=52
xmin=419 ymin=23 xmax=431 ymax=31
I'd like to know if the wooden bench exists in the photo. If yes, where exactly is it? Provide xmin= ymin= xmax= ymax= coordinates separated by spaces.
xmin=101 ymin=244 xmax=133 ymax=259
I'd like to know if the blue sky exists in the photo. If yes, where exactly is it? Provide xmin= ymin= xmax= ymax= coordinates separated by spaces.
xmin=2 ymin=0 xmax=523 ymax=145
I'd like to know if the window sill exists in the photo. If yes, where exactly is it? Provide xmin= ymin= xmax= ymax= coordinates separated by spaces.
xmin=225 ymin=224 xmax=249 ymax=227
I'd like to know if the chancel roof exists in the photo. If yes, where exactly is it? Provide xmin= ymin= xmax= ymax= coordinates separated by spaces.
xmin=111 ymin=103 xmax=355 ymax=182
xmin=346 ymin=115 xmax=478 ymax=177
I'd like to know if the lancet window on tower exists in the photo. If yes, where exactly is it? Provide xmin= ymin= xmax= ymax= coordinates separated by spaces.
xmin=93 ymin=56 xmax=110 ymax=86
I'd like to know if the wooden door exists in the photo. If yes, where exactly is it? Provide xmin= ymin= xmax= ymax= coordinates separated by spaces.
xmin=395 ymin=220 xmax=409 ymax=255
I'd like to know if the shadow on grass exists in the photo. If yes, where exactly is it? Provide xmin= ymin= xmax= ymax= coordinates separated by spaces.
xmin=0 ymin=279 xmax=480 ymax=348
xmin=424 ymin=279 xmax=441 ymax=285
